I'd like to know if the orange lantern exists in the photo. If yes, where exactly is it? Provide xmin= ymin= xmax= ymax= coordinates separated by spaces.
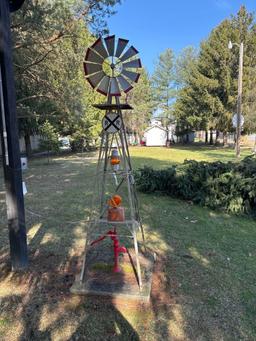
xmin=107 ymin=194 xmax=122 ymax=207
xmin=110 ymin=158 xmax=120 ymax=166
xmin=110 ymin=148 xmax=120 ymax=170
xmin=107 ymin=207 xmax=125 ymax=222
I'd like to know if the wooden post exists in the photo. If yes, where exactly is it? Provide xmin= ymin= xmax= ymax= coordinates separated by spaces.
xmin=0 ymin=0 xmax=28 ymax=269
xmin=236 ymin=42 xmax=243 ymax=158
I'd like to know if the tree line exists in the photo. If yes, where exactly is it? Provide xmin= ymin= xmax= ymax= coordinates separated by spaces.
xmin=152 ymin=6 xmax=256 ymax=145
xmin=11 ymin=3 xmax=256 ymax=155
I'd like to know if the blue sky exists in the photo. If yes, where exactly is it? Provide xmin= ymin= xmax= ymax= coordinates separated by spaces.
xmin=107 ymin=0 xmax=255 ymax=74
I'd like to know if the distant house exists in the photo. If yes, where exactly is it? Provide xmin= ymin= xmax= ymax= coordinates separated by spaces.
xmin=144 ymin=119 xmax=167 ymax=146
xmin=143 ymin=118 xmax=195 ymax=146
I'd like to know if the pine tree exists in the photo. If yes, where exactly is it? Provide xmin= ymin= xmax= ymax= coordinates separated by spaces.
xmin=123 ymin=69 xmax=154 ymax=144
xmin=151 ymin=48 xmax=176 ymax=127
xmin=174 ymin=6 xmax=256 ymax=143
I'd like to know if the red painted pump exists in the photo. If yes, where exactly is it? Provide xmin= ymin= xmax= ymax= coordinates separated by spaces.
xmin=90 ymin=228 xmax=127 ymax=272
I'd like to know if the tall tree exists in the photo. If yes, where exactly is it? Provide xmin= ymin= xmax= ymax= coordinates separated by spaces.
xmin=123 ymin=68 xmax=154 ymax=143
xmin=174 ymin=6 xmax=256 ymax=143
xmin=11 ymin=0 xmax=120 ymax=154
xmin=151 ymin=48 xmax=176 ymax=127
xmin=173 ymin=47 xmax=200 ymax=141
xmin=175 ymin=46 xmax=198 ymax=88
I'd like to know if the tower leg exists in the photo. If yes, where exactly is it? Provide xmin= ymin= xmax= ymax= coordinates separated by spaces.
xmin=100 ymin=133 xmax=110 ymax=216
xmin=133 ymin=225 xmax=142 ymax=290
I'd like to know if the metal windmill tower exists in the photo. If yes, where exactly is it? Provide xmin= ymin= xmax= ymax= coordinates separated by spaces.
xmin=78 ymin=35 xmax=146 ymax=290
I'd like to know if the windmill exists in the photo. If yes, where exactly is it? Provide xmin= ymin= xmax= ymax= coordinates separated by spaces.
xmin=73 ymin=35 xmax=149 ymax=295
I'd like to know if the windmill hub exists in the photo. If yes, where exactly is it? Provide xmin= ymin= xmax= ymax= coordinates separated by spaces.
xmin=102 ymin=56 xmax=123 ymax=78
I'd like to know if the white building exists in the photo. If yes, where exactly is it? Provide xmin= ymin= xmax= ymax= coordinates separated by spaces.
xmin=144 ymin=119 xmax=168 ymax=146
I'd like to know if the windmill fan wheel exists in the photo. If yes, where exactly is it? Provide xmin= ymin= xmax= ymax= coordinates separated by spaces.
xmin=84 ymin=35 xmax=142 ymax=96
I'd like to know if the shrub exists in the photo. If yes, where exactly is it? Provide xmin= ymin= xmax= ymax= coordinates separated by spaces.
xmin=135 ymin=155 xmax=256 ymax=216
xmin=70 ymin=131 xmax=99 ymax=152
xmin=135 ymin=166 xmax=176 ymax=193
xmin=70 ymin=132 xmax=86 ymax=152
xmin=39 ymin=121 xmax=60 ymax=162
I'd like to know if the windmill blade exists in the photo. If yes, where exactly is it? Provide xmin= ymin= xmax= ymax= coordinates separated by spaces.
xmin=115 ymin=38 xmax=129 ymax=58
xmin=117 ymin=75 xmax=133 ymax=93
xmin=120 ymin=46 xmax=139 ymax=62
xmin=121 ymin=69 xmax=140 ymax=83
xmin=85 ymin=48 xmax=104 ymax=64
xmin=91 ymin=37 xmax=108 ymax=59
xmin=86 ymin=71 xmax=105 ymax=89
xmin=104 ymin=35 xmax=115 ymax=56
xmin=109 ymin=77 xmax=121 ymax=96
xmin=84 ymin=62 xmax=102 ymax=76
xmin=123 ymin=58 xmax=142 ymax=69
xmin=97 ymin=76 xmax=110 ymax=95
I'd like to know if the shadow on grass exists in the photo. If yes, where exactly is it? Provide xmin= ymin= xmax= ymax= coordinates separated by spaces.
xmin=131 ymin=153 xmax=256 ymax=339
xmin=0 ymin=156 xmax=140 ymax=340
xmin=140 ymin=192 xmax=256 ymax=340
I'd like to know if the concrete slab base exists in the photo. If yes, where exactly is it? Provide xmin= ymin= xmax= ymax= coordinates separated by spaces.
xmin=70 ymin=249 xmax=155 ymax=302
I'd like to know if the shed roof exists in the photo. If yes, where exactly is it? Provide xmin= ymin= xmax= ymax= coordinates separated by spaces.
xmin=144 ymin=124 xmax=167 ymax=133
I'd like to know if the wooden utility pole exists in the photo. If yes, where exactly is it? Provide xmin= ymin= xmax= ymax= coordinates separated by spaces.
xmin=236 ymin=42 xmax=243 ymax=158
xmin=228 ymin=40 xmax=244 ymax=158
xmin=0 ymin=0 xmax=28 ymax=269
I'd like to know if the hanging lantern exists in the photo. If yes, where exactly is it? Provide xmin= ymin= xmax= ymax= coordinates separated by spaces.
xmin=110 ymin=148 xmax=120 ymax=171
xmin=107 ymin=195 xmax=125 ymax=221
xmin=107 ymin=194 xmax=122 ymax=207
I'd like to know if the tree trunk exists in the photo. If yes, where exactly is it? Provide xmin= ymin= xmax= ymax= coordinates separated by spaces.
xmin=205 ymin=130 xmax=208 ymax=144
xmin=135 ymin=132 xmax=140 ymax=145
xmin=209 ymin=128 xmax=213 ymax=145
xmin=134 ymin=132 xmax=136 ymax=145
xmin=138 ymin=132 xmax=143 ymax=145
xmin=215 ymin=130 xmax=219 ymax=145
xmin=24 ymin=132 xmax=32 ymax=157
xmin=47 ymin=142 xmax=50 ymax=164
xmin=223 ymin=132 xmax=228 ymax=146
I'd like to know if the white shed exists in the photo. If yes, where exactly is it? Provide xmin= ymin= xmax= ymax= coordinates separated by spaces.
xmin=144 ymin=124 xmax=167 ymax=146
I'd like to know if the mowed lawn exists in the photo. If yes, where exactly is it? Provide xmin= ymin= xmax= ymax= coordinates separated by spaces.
xmin=0 ymin=145 xmax=255 ymax=341
xmin=130 ymin=145 xmax=252 ymax=168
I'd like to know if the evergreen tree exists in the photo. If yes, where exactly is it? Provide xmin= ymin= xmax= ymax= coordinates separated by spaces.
xmin=123 ymin=68 xmax=154 ymax=144
xmin=39 ymin=120 xmax=60 ymax=162
xmin=174 ymin=6 xmax=256 ymax=143
xmin=151 ymin=48 xmax=176 ymax=127
xmin=175 ymin=46 xmax=198 ymax=88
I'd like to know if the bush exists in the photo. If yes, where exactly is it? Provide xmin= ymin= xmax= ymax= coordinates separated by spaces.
xmin=70 ymin=131 xmax=98 ymax=152
xmin=135 ymin=166 xmax=176 ymax=193
xmin=135 ymin=155 xmax=256 ymax=216
xmin=70 ymin=132 xmax=86 ymax=152
xmin=39 ymin=121 xmax=60 ymax=160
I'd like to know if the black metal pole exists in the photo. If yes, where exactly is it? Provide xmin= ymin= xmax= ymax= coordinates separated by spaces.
xmin=0 ymin=0 xmax=28 ymax=269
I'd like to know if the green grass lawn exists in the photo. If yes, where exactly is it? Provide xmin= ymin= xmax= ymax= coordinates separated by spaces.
xmin=0 ymin=145 xmax=255 ymax=340
xmin=130 ymin=145 xmax=252 ymax=169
